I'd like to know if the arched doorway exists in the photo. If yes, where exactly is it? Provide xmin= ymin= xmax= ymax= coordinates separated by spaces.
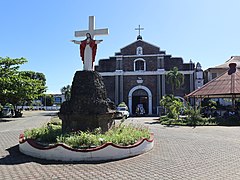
xmin=132 ymin=89 xmax=148 ymax=115
xmin=128 ymin=85 xmax=152 ymax=115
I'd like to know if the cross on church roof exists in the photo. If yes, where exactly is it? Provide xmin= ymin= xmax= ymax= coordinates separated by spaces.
xmin=135 ymin=25 xmax=144 ymax=35
xmin=135 ymin=25 xmax=144 ymax=40
xmin=75 ymin=16 xmax=109 ymax=39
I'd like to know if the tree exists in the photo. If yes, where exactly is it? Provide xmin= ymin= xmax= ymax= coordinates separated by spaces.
xmin=166 ymin=67 xmax=184 ymax=95
xmin=0 ymin=57 xmax=47 ymax=115
xmin=61 ymin=85 xmax=71 ymax=101
xmin=160 ymin=95 xmax=183 ymax=119
xmin=41 ymin=94 xmax=54 ymax=106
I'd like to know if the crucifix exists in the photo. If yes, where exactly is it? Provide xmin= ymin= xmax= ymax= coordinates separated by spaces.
xmin=71 ymin=16 xmax=109 ymax=71
xmin=135 ymin=25 xmax=144 ymax=36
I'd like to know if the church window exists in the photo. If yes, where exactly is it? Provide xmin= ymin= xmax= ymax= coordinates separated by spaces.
xmin=136 ymin=47 xmax=143 ymax=55
xmin=134 ymin=58 xmax=146 ymax=71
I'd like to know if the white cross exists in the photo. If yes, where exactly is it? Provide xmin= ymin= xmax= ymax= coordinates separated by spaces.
xmin=75 ymin=16 xmax=109 ymax=39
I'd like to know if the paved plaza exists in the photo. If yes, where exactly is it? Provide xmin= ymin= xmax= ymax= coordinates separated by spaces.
xmin=1 ymin=112 xmax=240 ymax=179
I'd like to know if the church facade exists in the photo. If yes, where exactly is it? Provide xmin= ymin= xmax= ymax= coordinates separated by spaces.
xmin=95 ymin=36 xmax=203 ymax=115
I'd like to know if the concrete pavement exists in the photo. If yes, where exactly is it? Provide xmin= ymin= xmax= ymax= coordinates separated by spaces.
xmin=1 ymin=113 xmax=240 ymax=179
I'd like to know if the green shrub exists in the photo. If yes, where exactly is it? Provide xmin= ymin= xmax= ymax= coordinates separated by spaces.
xmin=103 ymin=124 xmax=150 ymax=146
xmin=24 ymin=123 xmax=150 ymax=149
xmin=159 ymin=109 xmax=218 ymax=126
xmin=160 ymin=95 xmax=184 ymax=119
xmin=57 ymin=132 xmax=101 ymax=148
xmin=24 ymin=123 xmax=62 ymax=143
xmin=216 ymin=116 xmax=240 ymax=126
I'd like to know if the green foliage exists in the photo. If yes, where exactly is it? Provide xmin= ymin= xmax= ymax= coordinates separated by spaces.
xmin=24 ymin=122 xmax=150 ymax=149
xmin=166 ymin=67 xmax=184 ymax=95
xmin=61 ymin=85 xmax=71 ymax=101
xmin=0 ymin=57 xmax=47 ymax=113
xmin=160 ymin=103 xmax=240 ymax=126
xmin=103 ymin=124 xmax=150 ymax=146
xmin=185 ymin=108 xmax=204 ymax=126
xmin=24 ymin=123 xmax=62 ymax=143
xmin=40 ymin=94 xmax=54 ymax=106
xmin=201 ymin=99 xmax=217 ymax=110
xmin=215 ymin=116 xmax=240 ymax=126
xmin=159 ymin=116 xmax=187 ymax=126
xmin=160 ymin=95 xmax=184 ymax=119
xmin=160 ymin=103 xmax=216 ymax=126
xmin=118 ymin=102 xmax=127 ymax=107
xmin=0 ymin=57 xmax=27 ymax=75
xmin=57 ymin=131 xmax=101 ymax=148
xmin=159 ymin=115 xmax=215 ymax=126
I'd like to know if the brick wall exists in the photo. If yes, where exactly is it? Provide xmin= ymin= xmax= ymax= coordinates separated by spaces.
xmin=121 ymin=40 xmax=160 ymax=55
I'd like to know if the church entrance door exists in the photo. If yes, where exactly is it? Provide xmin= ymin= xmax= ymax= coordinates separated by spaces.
xmin=132 ymin=89 xmax=148 ymax=116
xmin=132 ymin=95 xmax=148 ymax=115
xmin=128 ymin=85 xmax=152 ymax=115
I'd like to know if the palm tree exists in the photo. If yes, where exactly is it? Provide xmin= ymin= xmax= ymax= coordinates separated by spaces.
xmin=166 ymin=67 xmax=184 ymax=95
xmin=61 ymin=85 xmax=71 ymax=101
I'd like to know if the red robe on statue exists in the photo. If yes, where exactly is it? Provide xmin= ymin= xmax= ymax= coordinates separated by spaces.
xmin=80 ymin=39 xmax=97 ymax=64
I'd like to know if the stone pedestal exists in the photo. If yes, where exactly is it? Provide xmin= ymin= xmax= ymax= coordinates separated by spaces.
xmin=58 ymin=71 xmax=114 ymax=133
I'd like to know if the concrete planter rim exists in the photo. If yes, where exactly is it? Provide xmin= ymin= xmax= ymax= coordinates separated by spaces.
xmin=19 ymin=133 xmax=154 ymax=162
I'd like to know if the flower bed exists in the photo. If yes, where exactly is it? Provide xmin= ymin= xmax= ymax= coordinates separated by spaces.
xmin=19 ymin=133 xmax=154 ymax=162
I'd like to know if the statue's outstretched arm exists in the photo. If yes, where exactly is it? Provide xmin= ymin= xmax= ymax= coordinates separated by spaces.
xmin=95 ymin=40 xmax=103 ymax=44
xmin=70 ymin=40 xmax=81 ymax=44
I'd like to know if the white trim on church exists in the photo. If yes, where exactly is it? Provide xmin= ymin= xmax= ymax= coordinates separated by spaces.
xmin=128 ymin=85 xmax=152 ymax=115
xmin=134 ymin=58 xmax=146 ymax=71
xmin=99 ymin=70 xmax=194 ymax=77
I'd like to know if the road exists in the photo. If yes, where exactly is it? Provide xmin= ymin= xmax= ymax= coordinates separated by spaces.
xmin=0 ymin=111 xmax=57 ymax=133
xmin=1 ymin=112 xmax=240 ymax=179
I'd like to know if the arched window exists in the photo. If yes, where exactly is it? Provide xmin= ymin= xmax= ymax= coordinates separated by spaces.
xmin=134 ymin=58 xmax=146 ymax=71
xmin=136 ymin=47 xmax=143 ymax=55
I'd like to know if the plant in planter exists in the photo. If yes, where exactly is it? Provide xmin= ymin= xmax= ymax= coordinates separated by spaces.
xmin=23 ymin=119 xmax=150 ymax=149
xmin=20 ymin=117 xmax=153 ymax=162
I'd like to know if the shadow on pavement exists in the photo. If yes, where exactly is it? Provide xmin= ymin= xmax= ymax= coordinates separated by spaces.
xmin=42 ymin=111 xmax=58 ymax=116
xmin=144 ymin=121 xmax=161 ymax=125
xmin=0 ymin=119 xmax=13 ymax=123
xmin=0 ymin=145 xmax=64 ymax=165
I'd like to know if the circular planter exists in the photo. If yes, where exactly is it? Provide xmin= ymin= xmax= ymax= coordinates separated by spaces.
xmin=19 ymin=133 xmax=154 ymax=162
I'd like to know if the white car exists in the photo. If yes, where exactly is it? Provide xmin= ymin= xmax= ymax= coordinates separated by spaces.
xmin=1 ymin=107 xmax=14 ymax=118
xmin=115 ymin=107 xmax=129 ymax=119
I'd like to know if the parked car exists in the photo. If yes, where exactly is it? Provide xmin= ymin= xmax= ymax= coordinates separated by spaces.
xmin=1 ymin=107 xmax=14 ymax=118
xmin=115 ymin=106 xmax=130 ymax=119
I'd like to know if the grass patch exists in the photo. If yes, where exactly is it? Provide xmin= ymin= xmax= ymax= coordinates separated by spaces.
xmin=159 ymin=115 xmax=240 ymax=126
xmin=159 ymin=115 xmax=217 ymax=126
xmin=24 ymin=117 xmax=150 ymax=149
xmin=24 ymin=122 xmax=62 ymax=143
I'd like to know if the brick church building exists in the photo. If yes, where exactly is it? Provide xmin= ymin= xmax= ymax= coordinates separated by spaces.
xmin=95 ymin=34 xmax=203 ymax=115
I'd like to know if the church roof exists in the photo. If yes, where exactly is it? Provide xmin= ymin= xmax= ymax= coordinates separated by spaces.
xmin=208 ymin=56 xmax=240 ymax=70
xmin=120 ymin=39 xmax=160 ymax=51
xmin=187 ymin=63 xmax=240 ymax=98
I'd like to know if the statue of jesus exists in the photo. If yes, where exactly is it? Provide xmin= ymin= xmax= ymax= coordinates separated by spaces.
xmin=71 ymin=33 xmax=102 ymax=71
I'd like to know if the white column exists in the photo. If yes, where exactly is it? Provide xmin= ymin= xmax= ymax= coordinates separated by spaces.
xmin=116 ymin=56 xmax=123 ymax=70
xmin=115 ymin=75 xmax=119 ymax=105
xmin=149 ymin=95 xmax=152 ymax=115
xmin=128 ymin=96 xmax=132 ymax=115
xmin=120 ymin=75 xmax=123 ymax=102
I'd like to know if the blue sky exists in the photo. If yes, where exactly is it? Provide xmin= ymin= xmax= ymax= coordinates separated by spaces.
xmin=1 ymin=0 xmax=240 ymax=93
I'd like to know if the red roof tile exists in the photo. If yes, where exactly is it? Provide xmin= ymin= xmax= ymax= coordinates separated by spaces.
xmin=187 ymin=65 xmax=240 ymax=98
